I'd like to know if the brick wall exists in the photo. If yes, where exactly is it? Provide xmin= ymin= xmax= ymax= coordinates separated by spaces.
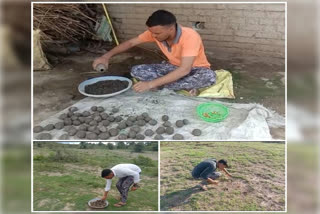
xmin=107 ymin=3 xmax=285 ymax=65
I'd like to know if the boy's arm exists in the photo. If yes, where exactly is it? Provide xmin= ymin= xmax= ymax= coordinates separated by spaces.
xmin=207 ymin=177 xmax=219 ymax=185
xmin=222 ymin=168 xmax=232 ymax=178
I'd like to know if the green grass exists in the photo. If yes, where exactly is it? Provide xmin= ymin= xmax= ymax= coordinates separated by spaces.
xmin=33 ymin=146 xmax=158 ymax=211
xmin=160 ymin=141 xmax=285 ymax=211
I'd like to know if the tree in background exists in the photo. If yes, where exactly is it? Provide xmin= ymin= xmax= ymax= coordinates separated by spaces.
xmin=79 ymin=142 xmax=87 ymax=149
xmin=117 ymin=142 xmax=126 ymax=149
xmin=133 ymin=142 xmax=144 ymax=153
xmin=107 ymin=143 xmax=114 ymax=150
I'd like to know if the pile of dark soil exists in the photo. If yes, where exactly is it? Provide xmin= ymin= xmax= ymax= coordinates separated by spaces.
xmin=90 ymin=199 xmax=107 ymax=208
xmin=85 ymin=80 xmax=129 ymax=95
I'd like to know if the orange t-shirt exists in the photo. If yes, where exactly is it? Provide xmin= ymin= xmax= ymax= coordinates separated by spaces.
xmin=138 ymin=25 xmax=211 ymax=68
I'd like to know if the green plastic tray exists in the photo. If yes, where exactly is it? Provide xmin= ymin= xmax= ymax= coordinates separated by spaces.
xmin=196 ymin=102 xmax=229 ymax=123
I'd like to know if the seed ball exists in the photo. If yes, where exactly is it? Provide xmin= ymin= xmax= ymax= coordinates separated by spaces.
xmin=173 ymin=134 xmax=184 ymax=140
xmin=63 ymin=126 xmax=73 ymax=132
xmin=115 ymin=116 xmax=123 ymax=122
xmin=149 ymin=119 xmax=157 ymax=126
xmin=144 ymin=129 xmax=154 ymax=136
xmin=74 ymin=112 xmax=82 ymax=117
xmin=128 ymin=116 xmax=136 ymax=122
xmin=82 ymin=111 xmax=91 ymax=117
xmin=93 ymin=112 xmax=100 ymax=117
xmin=102 ymin=120 xmax=110 ymax=126
xmin=118 ymin=134 xmax=127 ymax=140
xmin=54 ymin=122 xmax=64 ymax=130
xmin=99 ymin=132 xmax=110 ymax=140
xmin=142 ymin=112 xmax=149 ymax=118
xmin=112 ymin=108 xmax=119 ymax=113
xmin=69 ymin=107 xmax=78 ymax=112
xmin=78 ymin=124 xmax=88 ymax=131
xmin=71 ymin=116 xmax=78 ymax=121
xmin=100 ymin=113 xmax=108 ymax=120
xmin=154 ymin=134 xmax=164 ymax=140
xmin=128 ymin=131 xmax=136 ymax=138
xmin=93 ymin=116 xmax=102 ymax=122
xmin=137 ymin=120 xmax=146 ymax=126
xmin=125 ymin=120 xmax=133 ymax=126
xmin=44 ymin=124 xmax=54 ymax=131
xmin=58 ymin=134 xmax=69 ymax=140
xmin=163 ymin=121 xmax=172 ymax=127
xmin=64 ymin=118 xmax=73 ymax=126
xmin=183 ymin=119 xmax=189 ymax=125
xmin=86 ymin=132 xmax=98 ymax=140
xmin=84 ymin=118 xmax=93 ymax=124
xmin=136 ymin=134 xmax=145 ymax=140
xmin=175 ymin=120 xmax=184 ymax=128
xmin=76 ymin=131 xmax=86 ymax=139
xmin=67 ymin=111 xmax=73 ymax=117
xmin=68 ymin=128 xmax=77 ymax=136
xmin=92 ymin=128 xmax=101 ymax=135
xmin=59 ymin=113 xmax=67 ymax=120
xmin=118 ymin=122 xmax=127 ymax=130
xmin=162 ymin=115 xmax=169 ymax=121
xmin=144 ymin=116 xmax=152 ymax=122
xmin=156 ymin=127 xmax=165 ymax=135
xmin=108 ymin=116 xmax=115 ymax=122
xmin=73 ymin=120 xmax=81 ymax=126
xmin=192 ymin=129 xmax=202 ymax=136
xmin=130 ymin=126 xmax=141 ymax=133
xmin=89 ymin=120 xmax=98 ymax=126
xmin=91 ymin=106 xmax=98 ymax=111
xmin=78 ymin=117 xmax=85 ymax=123
xmin=99 ymin=126 xmax=108 ymax=133
xmin=136 ymin=115 xmax=144 ymax=120
xmin=165 ymin=127 xmax=174 ymax=135
xmin=36 ymin=133 xmax=52 ymax=140
xmin=109 ymin=128 xmax=119 ymax=136
xmin=33 ymin=126 xmax=43 ymax=133
xmin=97 ymin=106 xmax=105 ymax=112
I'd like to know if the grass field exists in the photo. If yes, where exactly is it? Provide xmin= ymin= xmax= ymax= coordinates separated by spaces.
xmin=160 ymin=141 xmax=285 ymax=211
xmin=33 ymin=143 xmax=158 ymax=211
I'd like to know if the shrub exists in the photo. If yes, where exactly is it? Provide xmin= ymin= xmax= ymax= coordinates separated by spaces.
xmin=133 ymin=155 xmax=155 ymax=167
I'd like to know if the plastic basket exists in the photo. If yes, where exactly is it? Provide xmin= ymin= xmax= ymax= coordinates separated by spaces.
xmin=196 ymin=102 xmax=229 ymax=123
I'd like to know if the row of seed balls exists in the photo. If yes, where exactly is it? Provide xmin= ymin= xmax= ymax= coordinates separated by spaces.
xmin=33 ymin=106 xmax=202 ymax=140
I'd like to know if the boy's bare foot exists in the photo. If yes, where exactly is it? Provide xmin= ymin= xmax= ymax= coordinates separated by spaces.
xmin=114 ymin=202 xmax=126 ymax=207
xmin=188 ymin=88 xmax=199 ymax=96
xmin=200 ymin=184 xmax=208 ymax=191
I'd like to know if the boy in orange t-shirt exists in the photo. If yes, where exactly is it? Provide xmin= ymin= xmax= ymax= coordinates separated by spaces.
xmin=93 ymin=10 xmax=216 ymax=94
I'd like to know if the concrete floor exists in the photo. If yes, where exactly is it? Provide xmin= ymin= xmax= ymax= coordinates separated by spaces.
xmin=33 ymin=48 xmax=285 ymax=138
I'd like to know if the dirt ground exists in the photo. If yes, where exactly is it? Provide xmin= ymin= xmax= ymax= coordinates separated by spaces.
xmin=33 ymin=47 xmax=285 ymax=138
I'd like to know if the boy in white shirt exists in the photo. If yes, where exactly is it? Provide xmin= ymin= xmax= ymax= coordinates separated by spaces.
xmin=101 ymin=163 xmax=141 ymax=207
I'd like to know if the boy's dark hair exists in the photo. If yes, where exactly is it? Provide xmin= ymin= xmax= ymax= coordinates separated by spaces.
xmin=146 ymin=10 xmax=176 ymax=27
xmin=101 ymin=169 xmax=112 ymax=177
xmin=218 ymin=159 xmax=229 ymax=168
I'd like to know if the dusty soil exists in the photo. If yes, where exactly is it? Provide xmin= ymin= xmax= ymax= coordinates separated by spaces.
xmin=85 ymin=80 xmax=129 ymax=95
xmin=89 ymin=200 xmax=107 ymax=208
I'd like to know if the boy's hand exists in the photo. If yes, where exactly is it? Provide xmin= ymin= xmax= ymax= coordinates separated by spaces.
xmin=133 ymin=81 xmax=154 ymax=92
xmin=92 ymin=56 xmax=109 ymax=70
xmin=131 ymin=186 xmax=139 ymax=191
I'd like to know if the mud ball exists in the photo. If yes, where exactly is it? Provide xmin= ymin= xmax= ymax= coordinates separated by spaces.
xmin=136 ymin=115 xmax=144 ymax=120
xmin=93 ymin=112 xmax=100 ymax=117
xmin=78 ymin=117 xmax=86 ymax=123
xmin=128 ymin=116 xmax=136 ymax=122
xmin=115 ymin=116 xmax=123 ymax=122
xmin=128 ymin=131 xmax=136 ymax=138
xmin=100 ymin=113 xmax=108 ymax=120
xmin=59 ymin=113 xmax=67 ymax=120
xmin=108 ymin=116 xmax=115 ymax=122
xmin=130 ymin=126 xmax=141 ymax=133
xmin=68 ymin=128 xmax=78 ymax=136
xmin=163 ymin=121 xmax=172 ymax=127
xmin=97 ymin=106 xmax=105 ymax=112
xmin=82 ymin=111 xmax=91 ymax=117
xmin=173 ymin=134 xmax=184 ymax=140
xmin=144 ymin=129 xmax=154 ymax=137
xmin=99 ymin=132 xmax=110 ymax=140
xmin=54 ymin=122 xmax=64 ymax=130
xmin=165 ymin=127 xmax=174 ymax=135
xmin=44 ymin=124 xmax=55 ymax=131
xmin=137 ymin=120 xmax=146 ymax=126
xmin=175 ymin=120 xmax=184 ymax=128
xmin=112 ymin=107 xmax=119 ymax=113
xmin=125 ymin=120 xmax=133 ymax=127
xmin=63 ymin=126 xmax=73 ymax=132
xmin=84 ymin=118 xmax=93 ymax=124
xmin=192 ymin=129 xmax=202 ymax=136
xmin=99 ymin=126 xmax=108 ymax=133
xmin=156 ymin=127 xmax=165 ymax=134
xmin=69 ymin=107 xmax=78 ymax=112
xmin=118 ymin=122 xmax=127 ymax=130
xmin=67 ymin=111 xmax=73 ymax=117
xmin=74 ymin=113 xmax=82 ymax=117
xmin=88 ymin=126 xmax=97 ymax=132
xmin=71 ymin=116 xmax=78 ymax=121
xmin=162 ymin=115 xmax=169 ymax=121
xmin=33 ymin=126 xmax=43 ymax=133
xmin=183 ymin=119 xmax=190 ymax=125
xmin=36 ymin=133 xmax=52 ymax=140
xmin=89 ymin=120 xmax=98 ymax=126
xmin=109 ymin=128 xmax=119 ymax=137
xmin=86 ymin=132 xmax=98 ymax=140
xmin=76 ymin=131 xmax=86 ymax=139
xmin=136 ymin=134 xmax=145 ymax=140
xmin=64 ymin=118 xmax=73 ymax=126
xmin=58 ymin=134 xmax=69 ymax=140
xmin=92 ymin=128 xmax=101 ymax=135
xmin=78 ymin=124 xmax=88 ymax=131
xmin=154 ymin=134 xmax=164 ymax=140
xmin=142 ymin=112 xmax=149 ymax=118
xmin=144 ymin=116 xmax=152 ymax=122
xmin=149 ymin=119 xmax=157 ymax=126
xmin=102 ymin=120 xmax=110 ymax=126
xmin=91 ymin=106 xmax=98 ymax=111
xmin=73 ymin=120 xmax=81 ymax=126
xmin=94 ymin=116 xmax=102 ymax=122
xmin=118 ymin=134 xmax=127 ymax=140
